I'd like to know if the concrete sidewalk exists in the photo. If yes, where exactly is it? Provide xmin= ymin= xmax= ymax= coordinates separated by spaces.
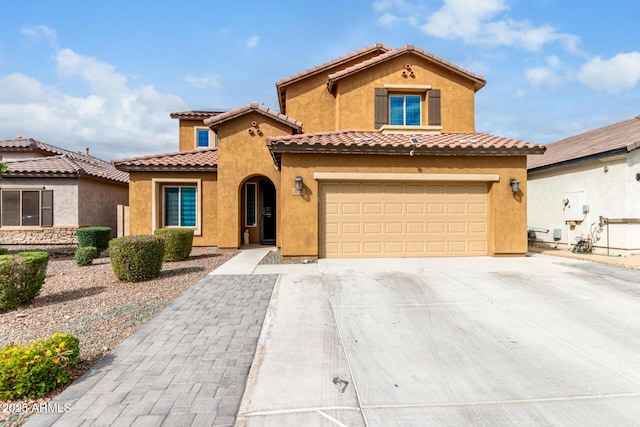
xmin=209 ymin=246 xmax=319 ymax=275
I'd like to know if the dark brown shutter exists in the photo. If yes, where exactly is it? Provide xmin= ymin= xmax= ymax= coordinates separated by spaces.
xmin=374 ymin=88 xmax=388 ymax=129
xmin=41 ymin=190 xmax=53 ymax=227
xmin=428 ymin=89 xmax=441 ymax=126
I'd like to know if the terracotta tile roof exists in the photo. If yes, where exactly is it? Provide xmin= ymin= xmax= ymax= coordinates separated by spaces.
xmin=528 ymin=115 xmax=640 ymax=171
xmin=266 ymin=130 xmax=544 ymax=166
xmin=327 ymin=45 xmax=486 ymax=92
xmin=1 ymin=138 xmax=129 ymax=183
xmin=275 ymin=43 xmax=391 ymax=113
xmin=113 ymin=148 xmax=218 ymax=172
xmin=170 ymin=110 xmax=225 ymax=120
xmin=203 ymin=102 xmax=303 ymax=131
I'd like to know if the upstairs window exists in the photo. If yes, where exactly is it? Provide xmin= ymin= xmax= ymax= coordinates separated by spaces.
xmin=164 ymin=186 xmax=196 ymax=227
xmin=196 ymin=128 xmax=210 ymax=148
xmin=389 ymin=95 xmax=421 ymax=126
xmin=375 ymin=88 xmax=440 ymax=129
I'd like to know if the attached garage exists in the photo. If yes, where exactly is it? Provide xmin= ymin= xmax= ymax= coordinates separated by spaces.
xmin=319 ymin=180 xmax=489 ymax=258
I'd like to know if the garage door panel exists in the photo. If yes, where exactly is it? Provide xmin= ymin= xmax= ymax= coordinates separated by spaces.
xmin=320 ymin=182 xmax=488 ymax=257
xmin=342 ymin=223 xmax=361 ymax=234
xmin=364 ymin=203 xmax=382 ymax=214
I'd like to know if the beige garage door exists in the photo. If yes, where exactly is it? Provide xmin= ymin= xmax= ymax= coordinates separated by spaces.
xmin=319 ymin=182 xmax=488 ymax=258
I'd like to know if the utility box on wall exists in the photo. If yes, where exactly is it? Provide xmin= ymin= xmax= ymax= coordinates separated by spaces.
xmin=563 ymin=191 xmax=585 ymax=221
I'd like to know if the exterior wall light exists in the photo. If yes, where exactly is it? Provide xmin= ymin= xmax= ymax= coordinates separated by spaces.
xmin=292 ymin=176 xmax=305 ymax=195
xmin=509 ymin=178 xmax=520 ymax=193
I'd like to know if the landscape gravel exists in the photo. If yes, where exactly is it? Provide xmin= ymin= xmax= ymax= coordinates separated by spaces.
xmin=0 ymin=246 xmax=235 ymax=426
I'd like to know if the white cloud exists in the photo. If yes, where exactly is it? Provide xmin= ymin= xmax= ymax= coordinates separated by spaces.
xmin=371 ymin=0 xmax=581 ymax=53
xmin=578 ymin=52 xmax=640 ymax=92
xmin=525 ymin=55 xmax=564 ymax=87
xmin=20 ymin=25 xmax=58 ymax=46
xmin=246 ymin=36 xmax=260 ymax=49
xmin=184 ymin=74 xmax=222 ymax=89
xmin=0 ymin=48 xmax=187 ymax=160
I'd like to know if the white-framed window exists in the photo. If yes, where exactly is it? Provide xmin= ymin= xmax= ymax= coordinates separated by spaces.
xmin=152 ymin=178 xmax=202 ymax=235
xmin=163 ymin=186 xmax=197 ymax=227
xmin=0 ymin=189 xmax=53 ymax=227
xmin=389 ymin=94 xmax=421 ymax=126
xmin=195 ymin=127 xmax=217 ymax=148
xmin=245 ymin=182 xmax=257 ymax=227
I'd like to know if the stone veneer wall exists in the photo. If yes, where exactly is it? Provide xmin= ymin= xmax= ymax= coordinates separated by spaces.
xmin=0 ymin=227 xmax=77 ymax=245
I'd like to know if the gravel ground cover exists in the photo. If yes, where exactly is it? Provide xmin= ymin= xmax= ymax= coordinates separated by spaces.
xmin=0 ymin=246 xmax=235 ymax=426
xmin=258 ymin=249 xmax=316 ymax=265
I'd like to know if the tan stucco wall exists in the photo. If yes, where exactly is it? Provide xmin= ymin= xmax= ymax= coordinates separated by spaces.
xmin=215 ymin=112 xmax=291 ymax=249
xmin=284 ymin=52 xmax=477 ymax=134
xmin=78 ymin=178 xmax=129 ymax=237
xmin=335 ymin=54 xmax=476 ymax=133
xmin=283 ymin=51 xmax=385 ymax=133
xmin=128 ymin=171 xmax=218 ymax=246
xmin=178 ymin=119 xmax=209 ymax=152
xmin=279 ymin=153 xmax=528 ymax=257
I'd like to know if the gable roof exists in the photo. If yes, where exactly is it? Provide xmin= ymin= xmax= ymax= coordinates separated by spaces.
xmin=266 ymin=130 xmax=544 ymax=167
xmin=1 ymin=138 xmax=129 ymax=183
xmin=275 ymin=43 xmax=391 ymax=113
xmin=170 ymin=110 xmax=225 ymax=120
xmin=327 ymin=45 xmax=486 ymax=92
xmin=203 ymin=102 xmax=303 ymax=132
xmin=527 ymin=115 xmax=640 ymax=171
xmin=113 ymin=148 xmax=218 ymax=172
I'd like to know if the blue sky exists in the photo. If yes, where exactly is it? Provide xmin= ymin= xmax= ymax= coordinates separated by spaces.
xmin=1 ymin=0 xmax=639 ymax=161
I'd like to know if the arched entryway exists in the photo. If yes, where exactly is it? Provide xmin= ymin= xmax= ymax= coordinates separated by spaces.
xmin=240 ymin=176 xmax=276 ymax=245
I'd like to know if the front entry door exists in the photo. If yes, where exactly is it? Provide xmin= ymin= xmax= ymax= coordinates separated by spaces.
xmin=260 ymin=180 xmax=276 ymax=244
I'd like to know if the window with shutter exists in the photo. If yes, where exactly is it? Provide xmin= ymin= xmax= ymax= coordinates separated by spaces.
xmin=0 ymin=189 xmax=53 ymax=227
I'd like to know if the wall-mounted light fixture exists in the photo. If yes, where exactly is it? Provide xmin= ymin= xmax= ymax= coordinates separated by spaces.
xmin=509 ymin=178 xmax=520 ymax=193
xmin=292 ymin=176 xmax=305 ymax=195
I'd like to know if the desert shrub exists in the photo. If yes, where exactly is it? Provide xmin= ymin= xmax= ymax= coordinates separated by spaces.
xmin=109 ymin=235 xmax=165 ymax=282
xmin=0 ymin=333 xmax=80 ymax=399
xmin=153 ymin=228 xmax=194 ymax=262
xmin=0 ymin=247 xmax=8 ymax=255
xmin=0 ymin=252 xmax=49 ymax=312
xmin=75 ymin=227 xmax=111 ymax=252
xmin=75 ymin=246 xmax=99 ymax=266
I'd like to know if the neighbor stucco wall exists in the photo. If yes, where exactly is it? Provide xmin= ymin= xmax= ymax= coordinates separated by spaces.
xmin=334 ymin=55 xmax=476 ymax=133
xmin=0 ymin=177 xmax=79 ymax=226
xmin=128 ymin=171 xmax=218 ymax=246
xmin=215 ymin=112 xmax=289 ymax=249
xmin=528 ymin=152 xmax=640 ymax=253
xmin=280 ymin=153 xmax=528 ymax=257
xmin=77 ymin=177 xmax=129 ymax=237
xmin=0 ymin=177 xmax=78 ymax=245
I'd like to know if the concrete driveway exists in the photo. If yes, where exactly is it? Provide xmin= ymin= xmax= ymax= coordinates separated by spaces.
xmin=236 ymin=254 xmax=640 ymax=426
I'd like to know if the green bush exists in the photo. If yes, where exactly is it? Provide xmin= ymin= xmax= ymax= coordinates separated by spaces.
xmin=0 ymin=333 xmax=80 ymax=399
xmin=0 ymin=247 xmax=8 ymax=255
xmin=153 ymin=228 xmax=194 ymax=262
xmin=75 ymin=246 xmax=99 ymax=266
xmin=109 ymin=235 xmax=165 ymax=282
xmin=0 ymin=252 xmax=49 ymax=312
xmin=75 ymin=227 xmax=111 ymax=252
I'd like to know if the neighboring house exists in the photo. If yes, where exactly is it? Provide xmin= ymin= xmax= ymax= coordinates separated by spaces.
xmin=114 ymin=43 xmax=544 ymax=258
xmin=527 ymin=115 xmax=640 ymax=254
xmin=0 ymin=137 xmax=129 ymax=245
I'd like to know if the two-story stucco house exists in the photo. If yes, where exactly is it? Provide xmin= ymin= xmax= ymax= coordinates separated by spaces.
xmin=114 ymin=44 xmax=544 ymax=258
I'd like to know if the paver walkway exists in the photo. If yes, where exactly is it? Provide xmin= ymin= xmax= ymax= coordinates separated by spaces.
xmin=25 ymin=274 xmax=277 ymax=427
